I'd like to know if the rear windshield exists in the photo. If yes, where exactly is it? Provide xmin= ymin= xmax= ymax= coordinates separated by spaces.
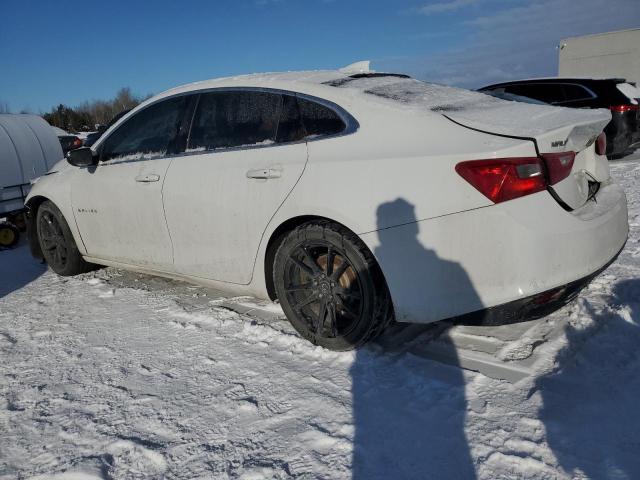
xmin=325 ymin=76 xmax=510 ymax=113
xmin=325 ymin=75 xmax=611 ymax=138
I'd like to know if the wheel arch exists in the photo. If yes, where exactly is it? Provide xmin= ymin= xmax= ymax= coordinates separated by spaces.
xmin=24 ymin=195 xmax=50 ymax=260
xmin=263 ymin=214 xmax=390 ymax=302
xmin=264 ymin=215 xmax=327 ymax=300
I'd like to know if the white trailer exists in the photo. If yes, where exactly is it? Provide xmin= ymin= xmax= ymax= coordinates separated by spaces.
xmin=559 ymin=28 xmax=640 ymax=85
xmin=0 ymin=114 xmax=63 ymax=247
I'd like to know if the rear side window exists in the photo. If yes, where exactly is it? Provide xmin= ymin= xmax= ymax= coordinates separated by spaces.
xmin=562 ymin=84 xmax=594 ymax=102
xmin=276 ymin=94 xmax=306 ymax=143
xmin=100 ymin=96 xmax=189 ymax=161
xmin=188 ymin=91 xmax=281 ymax=151
xmin=298 ymin=97 xmax=346 ymax=138
xmin=186 ymin=91 xmax=348 ymax=151
xmin=504 ymin=84 xmax=566 ymax=104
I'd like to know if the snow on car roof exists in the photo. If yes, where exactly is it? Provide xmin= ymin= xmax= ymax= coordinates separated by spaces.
xmin=157 ymin=70 xmax=347 ymax=97
xmin=325 ymin=75 xmax=612 ymax=138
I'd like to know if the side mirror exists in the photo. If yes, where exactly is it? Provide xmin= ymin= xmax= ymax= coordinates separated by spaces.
xmin=66 ymin=147 xmax=98 ymax=167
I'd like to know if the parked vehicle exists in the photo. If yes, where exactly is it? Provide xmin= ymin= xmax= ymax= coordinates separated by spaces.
xmin=25 ymin=64 xmax=628 ymax=349
xmin=83 ymin=109 xmax=132 ymax=147
xmin=478 ymin=78 xmax=640 ymax=158
xmin=51 ymin=126 xmax=84 ymax=154
xmin=0 ymin=114 xmax=63 ymax=247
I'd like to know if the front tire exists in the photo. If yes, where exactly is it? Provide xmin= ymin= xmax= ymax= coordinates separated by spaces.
xmin=273 ymin=220 xmax=393 ymax=350
xmin=36 ymin=201 xmax=93 ymax=276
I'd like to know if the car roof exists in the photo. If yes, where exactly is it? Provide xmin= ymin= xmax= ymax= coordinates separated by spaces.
xmin=91 ymin=68 xmax=614 ymax=154
xmin=154 ymin=70 xmax=353 ymax=101
xmin=480 ymin=77 xmax=628 ymax=89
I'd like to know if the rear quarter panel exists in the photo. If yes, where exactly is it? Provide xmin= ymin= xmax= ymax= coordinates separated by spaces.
xmin=248 ymin=103 xmax=537 ymax=297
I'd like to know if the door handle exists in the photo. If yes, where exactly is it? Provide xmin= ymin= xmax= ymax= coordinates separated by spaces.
xmin=246 ymin=168 xmax=282 ymax=180
xmin=135 ymin=174 xmax=160 ymax=183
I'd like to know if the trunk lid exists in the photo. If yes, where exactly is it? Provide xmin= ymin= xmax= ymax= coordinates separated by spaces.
xmin=443 ymin=106 xmax=611 ymax=210
xmin=329 ymin=75 xmax=612 ymax=209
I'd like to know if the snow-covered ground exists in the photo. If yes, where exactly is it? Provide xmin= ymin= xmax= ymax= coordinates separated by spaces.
xmin=1 ymin=155 xmax=639 ymax=479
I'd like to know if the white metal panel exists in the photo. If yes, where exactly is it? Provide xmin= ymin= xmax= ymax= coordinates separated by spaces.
xmin=0 ymin=114 xmax=63 ymax=187
xmin=0 ymin=124 xmax=22 ymax=187
xmin=18 ymin=114 xmax=64 ymax=170
xmin=0 ymin=115 xmax=47 ymax=182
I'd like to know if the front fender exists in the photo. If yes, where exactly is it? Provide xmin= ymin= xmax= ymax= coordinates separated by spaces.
xmin=25 ymin=171 xmax=87 ymax=256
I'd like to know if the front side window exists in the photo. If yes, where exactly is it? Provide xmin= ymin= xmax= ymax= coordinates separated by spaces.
xmin=100 ymin=95 xmax=189 ymax=161
xmin=188 ymin=91 xmax=281 ymax=151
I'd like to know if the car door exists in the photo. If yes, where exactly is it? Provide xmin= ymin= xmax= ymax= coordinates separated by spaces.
xmin=71 ymin=94 xmax=193 ymax=270
xmin=162 ymin=89 xmax=345 ymax=284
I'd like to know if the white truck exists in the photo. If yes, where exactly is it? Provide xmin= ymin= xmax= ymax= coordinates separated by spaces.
xmin=0 ymin=114 xmax=63 ymax=248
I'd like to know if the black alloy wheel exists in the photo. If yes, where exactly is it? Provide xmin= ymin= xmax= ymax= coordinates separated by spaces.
xmin=36 ymin=200 xmax=93 ymax=276
xmin=274 ymin=221 xmax=392 ymax=350
xmin=38 ymin=209 xmax=69 ymax=270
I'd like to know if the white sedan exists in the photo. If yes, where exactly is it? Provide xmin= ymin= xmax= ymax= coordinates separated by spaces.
xmin=26 ymin=62 xmax=628 ymax=350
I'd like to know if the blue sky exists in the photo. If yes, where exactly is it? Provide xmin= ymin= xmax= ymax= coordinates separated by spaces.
xmin=1 ymin=0 xmax=638 ymax=112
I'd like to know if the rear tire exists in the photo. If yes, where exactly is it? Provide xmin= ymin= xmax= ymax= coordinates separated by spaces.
xmin=36 ymin=201 xmax=93 ymax=276
xmin=273 ymin=220 xmax=393 ymax=350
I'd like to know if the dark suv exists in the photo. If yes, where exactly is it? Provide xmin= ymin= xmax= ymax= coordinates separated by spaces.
xmin=479 ymin=78 xmax=640 ymax=158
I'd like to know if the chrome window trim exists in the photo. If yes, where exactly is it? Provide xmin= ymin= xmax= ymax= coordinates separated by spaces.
xmin=96 ymin=86 xmax=359 ymax=163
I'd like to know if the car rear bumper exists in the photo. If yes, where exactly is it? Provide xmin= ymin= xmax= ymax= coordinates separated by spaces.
xmin=449 ymin=240 xmax=625 ymax=326
xmin=361 ymin=182 xmax=628 ymax=324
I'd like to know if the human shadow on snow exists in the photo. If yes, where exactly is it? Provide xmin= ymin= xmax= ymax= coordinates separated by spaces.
xmin=0 ymin=241 xmax=46 ymax=299
xmin=350 ymin=198 xmax=478 ymax=479
xmin=536 ymin=278 xmax=640 ymax=479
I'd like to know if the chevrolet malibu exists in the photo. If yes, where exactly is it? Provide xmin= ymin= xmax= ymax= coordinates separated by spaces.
xmin=26 ymin=62 xmax=629 ymax=350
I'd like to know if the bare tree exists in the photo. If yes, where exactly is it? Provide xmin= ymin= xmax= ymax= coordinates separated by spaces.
xmin=44 ymin=87 xmax=149 ymax=131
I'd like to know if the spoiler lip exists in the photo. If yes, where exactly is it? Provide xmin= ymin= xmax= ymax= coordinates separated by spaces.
xmin=444 ymin=109 xmax=611 ymax=155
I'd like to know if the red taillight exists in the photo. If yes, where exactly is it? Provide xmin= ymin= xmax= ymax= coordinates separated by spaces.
xmin=610 ymin=104 xmax=639 ymax=113
xmin=455 ymin=158 xmax=546 ymax=204
xmin=540 ymin=151 xmax=575 ymax=185
xmin=595 ymin=132 xmax=607 ymax=156
xmin=72 ymin=137 xmax=83 ymax=148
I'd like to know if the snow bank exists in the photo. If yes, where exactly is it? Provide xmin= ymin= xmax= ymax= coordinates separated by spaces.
xmin=1 ymin=156 xmax=639 ymax=479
